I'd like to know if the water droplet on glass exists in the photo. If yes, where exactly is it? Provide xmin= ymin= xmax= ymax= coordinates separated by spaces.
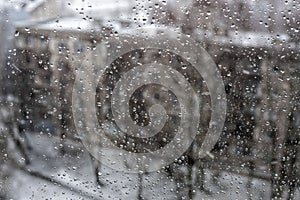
xmin=14 ymin=31 xmax=19 ymax=37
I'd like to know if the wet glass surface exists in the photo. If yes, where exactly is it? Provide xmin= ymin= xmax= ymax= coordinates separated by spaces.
xmin=0 ymin=0 xmax=299 ymax=199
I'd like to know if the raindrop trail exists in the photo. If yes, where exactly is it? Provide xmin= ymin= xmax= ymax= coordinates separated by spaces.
xmin=11 ymin=64 xmax=22 ymax=72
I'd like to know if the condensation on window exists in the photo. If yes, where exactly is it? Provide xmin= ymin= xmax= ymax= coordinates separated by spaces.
xmin=0 ymin=0 xmax=299 ymax=199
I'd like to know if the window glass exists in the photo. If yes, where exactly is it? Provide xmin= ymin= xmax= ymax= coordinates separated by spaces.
xmin=0 ymin=0 xmax=299 ymax=199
